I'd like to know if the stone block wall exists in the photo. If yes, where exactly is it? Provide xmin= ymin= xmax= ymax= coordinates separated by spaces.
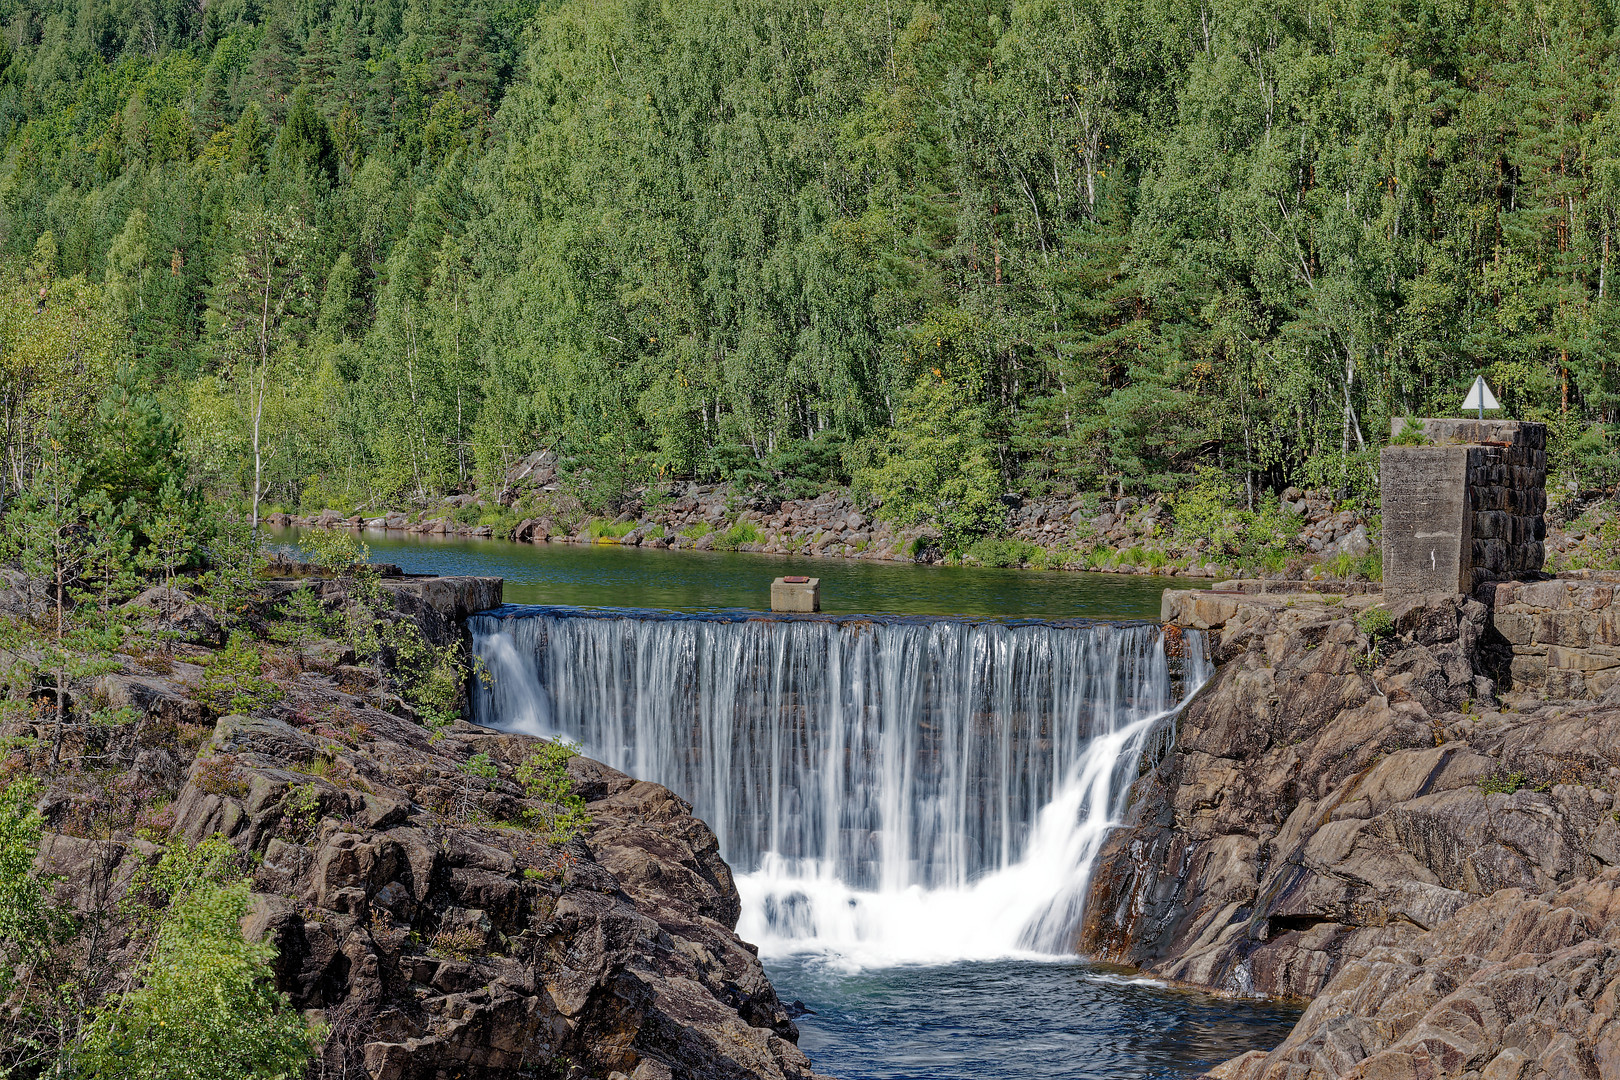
xmin=1381 ymin=419 xmax=1546 ymax=596
xmin=1481 ymin=575 xmax=1620 ymax=700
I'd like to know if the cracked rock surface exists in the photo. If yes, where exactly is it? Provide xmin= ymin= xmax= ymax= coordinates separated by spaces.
xmin=1085 ymin=592 xmax=1620 ymax=1078
xmin=179 ymin=712 xmax=828 ymax=1080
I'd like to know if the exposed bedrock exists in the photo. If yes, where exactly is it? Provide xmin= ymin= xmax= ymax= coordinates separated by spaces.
xmin=41 ymin=699 xmax=823 ymax=1079
xmin=1083 ymin=590 xmax=1620 ymax=1077
xmin=174 ymin=714 xmax=825 ymax=1080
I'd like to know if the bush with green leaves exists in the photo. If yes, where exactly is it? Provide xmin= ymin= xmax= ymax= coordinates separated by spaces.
xmin=77 ymin=837 xmax=316 ymax=1080
xmin=303 ymin=529 xmax=369 ymax=574
xmin=712 ymin=519 xmax=759 ymax=550
xmin=515 ymin=740 xmax=591 ymax=844
xmin=852 ymin=376 xmax=1004 ymax=554
xmin=962 ymin=537 xmax=1037 ymax=568
xmin=196 ymin=633 xmax=283 ymax=715
xmin=0 ymin=778 xmax=62 ymax=994
xmin=1170 ymin=467 xmax=1298 ymax=564
xmin=1354 ymin=606 xmax=1395 ymax=638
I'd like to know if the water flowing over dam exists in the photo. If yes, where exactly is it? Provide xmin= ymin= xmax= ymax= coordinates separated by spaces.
xmin=469 ymin=606 xmax=1207 ymax=967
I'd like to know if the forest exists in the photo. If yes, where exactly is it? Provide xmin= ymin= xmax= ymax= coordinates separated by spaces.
xmin=0 ymin=0 xmax=1618 ymax=523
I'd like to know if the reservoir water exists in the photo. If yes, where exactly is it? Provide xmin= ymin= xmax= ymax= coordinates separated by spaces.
xmin=272 ymin=527 xmax=1190 ymax=619
xmin=282 ymin=530 xmax=1292 ymax=1076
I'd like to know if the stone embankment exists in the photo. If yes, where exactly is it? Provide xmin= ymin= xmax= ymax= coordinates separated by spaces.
xmin=27 ymin=573 xmax=826 ymax=1080
xmin=1101 ymin=583 xmax=1620 ymax=1079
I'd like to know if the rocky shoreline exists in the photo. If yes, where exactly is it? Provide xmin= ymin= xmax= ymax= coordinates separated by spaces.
xmin=15 ymin=572 xmax=827 ymax=1080
xmin=1090 ymin=582 xmax=1620 ymax=1078
xmin=270 ymin=461 xmax=1384 ymax=581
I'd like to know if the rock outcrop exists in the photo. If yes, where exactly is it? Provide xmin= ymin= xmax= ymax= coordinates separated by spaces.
xmin=17 ymin=571 xmax=823 ymax=1080
xmin=1090 ymin=588 xmax=1620 ymax=1077
xmin=174 ymin=711 xmax=824 ymax=1080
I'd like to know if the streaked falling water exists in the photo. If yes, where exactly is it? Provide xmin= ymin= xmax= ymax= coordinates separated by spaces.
xmin=469 ymin=607 xmax=1208 ymax=968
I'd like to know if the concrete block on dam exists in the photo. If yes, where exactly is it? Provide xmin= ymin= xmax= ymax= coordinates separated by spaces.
xmin=771 ymin=576 xmax=820 ymax=612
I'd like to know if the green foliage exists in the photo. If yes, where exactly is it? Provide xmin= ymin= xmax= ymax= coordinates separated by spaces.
xmin=853 ymin=377 xmax=1003 ymax=552
xmin=1354 ymin=607 xmax=1395 ymax=639
xmin=1171 ymin=468 xmax=1297 ymax=563
xmin=78 ymin=837 xmax=316 ymax=1080
xmin=0 ymin=778 xmax=63 ymax=996
xmin=962 ymin=537 xmax=1038 ymax=568
xmin=198 ymin=513 xmax=266 ymax=627
xmin=713 ymin=520 xmax=760 ymax=551
xmin=4 ymin=0 xmax=1620 ymax=518
xmin=196 ymin=633 xmax=283 ymax=715
xmin=384 ymin=627 xmax=466 ymax=733
xmin=303 ymin=530 xmax=368 ymax=574
xmin=584 ymin=519 xmax=637 ymax=541
xmin=515 ymin=740 xmax=590 ymax=844
xmin=282 ymin=783 xmax=321 ymax=839
xmin=1390 ymin=419 xmax=1431 ymax=447
xmin=1477 ymin=771 xmax=1550 ymax=796
xmin=270 ymin=584 xmax=336 ymax=650
xmin=460 ymin=752 xmax=499 ymax=788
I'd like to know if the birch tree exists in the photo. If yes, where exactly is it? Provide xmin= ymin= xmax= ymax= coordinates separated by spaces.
xmin=211 ymin=207 xmax=314 ymax=533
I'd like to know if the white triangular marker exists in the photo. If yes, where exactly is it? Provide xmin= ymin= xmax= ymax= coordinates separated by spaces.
xmin=1462 ymin=375 xmax=1499 ymax=417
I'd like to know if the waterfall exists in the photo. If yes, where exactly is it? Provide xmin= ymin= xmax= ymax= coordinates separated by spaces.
xmin=469 ymin=607 xmax=1207 ymax=968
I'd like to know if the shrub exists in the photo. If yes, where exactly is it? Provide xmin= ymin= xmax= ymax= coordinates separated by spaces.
xmin=193 ymin=754 xmax=248 ymax=798
xmin=1354 ymin=606 xmax=1394 ymax=638
xmin=963 ymin=537 xmax=1036 ymax=568
xmin=850 ymin=375 xmax=1003 ymax=552
xmin=1477 ymin=770 xmax=1548 ymax=795
xmin=196 ymin=634 xmax=283 ymax=715
xmin=303 ymin=529 xmax=368 ymax=573
xmin=713 ymin=520 xmax=759 ymax=550
xmin=1390 ymin=417 xmax=1431 ymax=446
xmin=77 ymin=837 xmax=317 ymax=1079
xmin=515 ymin=740 xmax=590 ymax=844
xmin=385 ymin=627 xmax=466 ymax=733
xmin=428 ymin=925 xmax=487 ymax=960
xmin=283 ymin=783 xmax=321 ymax=839
xmin=679 ymin=521 xmax=712 ymax=540
xmin=585 ymin=518 xmax=637 ymax=541
xmin=0 ymin=778 xmax=60 ymax=995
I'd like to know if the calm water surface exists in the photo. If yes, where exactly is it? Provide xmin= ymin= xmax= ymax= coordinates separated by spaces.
xmin=274 ymin=528 xmax=1197 ymax=620
xmin=767 ymin=957 xmax=1300 ymax=1080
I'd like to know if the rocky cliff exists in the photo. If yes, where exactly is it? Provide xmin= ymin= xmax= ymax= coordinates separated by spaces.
xmin=23 ymin=572 xmax=826 ymax=1080
xmin=181 ymin=714 xmax=824 ymax=1080
xmin=1086 ymin=588 xmax=1620 ymax=1077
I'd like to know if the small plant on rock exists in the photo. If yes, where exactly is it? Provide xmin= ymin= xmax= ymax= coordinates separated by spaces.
xmin=196 ymin=633 xmax=283 ymax=715
xmin=1477 ymin=770 xmax=1549 ymax=795
xmin=515 ymin=740 xmax=590 ymax=844
xmin=193 ymin=754 xmax=248 ymax=798
xmin=283 ymin=782 xmax=321 ymax=839
xmin=456 ymin=751 xmax=499 ymax=820
xmin=427 ymin=925 xmax=486 ymax=960
xmin=1354 ymin=606 xmax=1394 ymax=638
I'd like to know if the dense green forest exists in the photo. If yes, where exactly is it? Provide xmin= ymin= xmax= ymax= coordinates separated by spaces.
xmin=1 ymin=0 xmax=1619 ymax=519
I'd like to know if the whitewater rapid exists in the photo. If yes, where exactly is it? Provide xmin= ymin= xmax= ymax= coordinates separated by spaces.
xmin=469 ymin=607 xmax=1207 ymax=969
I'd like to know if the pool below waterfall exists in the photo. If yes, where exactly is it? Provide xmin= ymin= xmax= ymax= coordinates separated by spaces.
xmin=770 ymin=956 xmax=1300 ymax=1080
